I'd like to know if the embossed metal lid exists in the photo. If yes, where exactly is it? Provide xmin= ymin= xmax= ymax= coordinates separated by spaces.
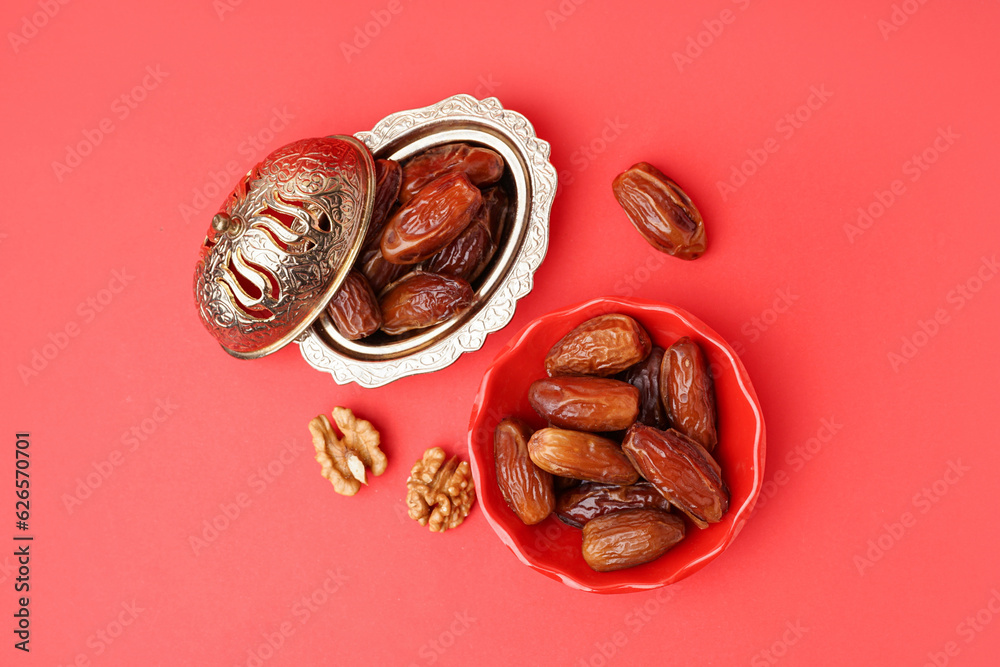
xmin=193 ymin=136 xmax=376 ymax=359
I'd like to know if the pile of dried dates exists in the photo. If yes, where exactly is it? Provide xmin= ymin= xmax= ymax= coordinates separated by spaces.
xmin=326 ymin=143 xmax=510 ymax=340
xmin=494 ymin=313 xmax=729 ymax=572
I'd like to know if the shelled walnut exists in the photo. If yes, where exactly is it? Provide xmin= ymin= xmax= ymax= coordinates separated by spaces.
xmin=309 ymin=407 xmax=387 ymax=496
xmin=405 ymin=447 xmax=476 ymax=532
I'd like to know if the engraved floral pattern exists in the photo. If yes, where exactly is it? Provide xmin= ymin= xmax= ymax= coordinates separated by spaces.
xmin=194 ymin=137 xmax=371 ymax=357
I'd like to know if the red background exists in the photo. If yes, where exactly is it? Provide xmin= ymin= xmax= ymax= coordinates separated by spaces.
xmin=4 ymin=0 xmax=999 ymax=665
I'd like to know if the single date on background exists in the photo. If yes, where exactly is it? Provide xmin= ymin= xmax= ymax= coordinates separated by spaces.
xmin=14 ymin=432 xmax=31 ymax=653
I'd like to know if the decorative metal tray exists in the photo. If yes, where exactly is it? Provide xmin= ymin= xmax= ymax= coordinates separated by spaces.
xmin=298 ymin=94 xmax=556 ymax=387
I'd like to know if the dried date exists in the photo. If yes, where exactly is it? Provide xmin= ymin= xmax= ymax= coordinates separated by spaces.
xmin=622 ymin=424 xmax=728 ymax=529
xmin=399 ymin=143 xmax=504 ymax=203
xmin=423 ymin=185 xmax=510 ymax=282
xmin=621 ymin=346 xmax=668 ymax=429
xmin=381 ymin=172 xmax=483 ymax=265
xmin=417 ymin=184 xmax=510 ymax=283
xmin=556 ymin=481 xmax=673 ymax=528
xmin=527 ymin=427 xmax=638 ymax=485
xmin=478 ymin=186 xmax=509 ymax=241
xmin=357 ymin=242 xmax=408 ymax=295
xmin=612 ymin=162 xmax=706 ymax=260
xmin=554 ymin=476 xmax=580 ymax=492
xmin=494 ymin=418 xmax=554 ymax=525
xmin=326 ymin=271 xmax=382 ymax=340
xmin=421 ymin=216 xmax=493 ymax=282
xmin=660 ymin=336 xmax=717 ymax=451
xmin=545 ymin=314 xmax=652 ymax=377
xmin=362 ymin=159 xmax=403 ymax=248
xmin=379 ymin=271 xmax=474 ymax=335
xmin=528 ymin=376 xmax=639 ymax=432
xmin=581 ymin=509 xmax=685 ymax=572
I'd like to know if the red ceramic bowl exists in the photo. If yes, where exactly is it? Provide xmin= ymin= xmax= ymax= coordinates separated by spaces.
xmin=467 ymin=296 xmax=765 ymax=593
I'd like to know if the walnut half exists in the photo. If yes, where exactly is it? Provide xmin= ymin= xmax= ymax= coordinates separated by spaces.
xmin=405 ymin=447 xmax=476 ymax=532
xmin=309 ymin=407 xmax=387 ymax=496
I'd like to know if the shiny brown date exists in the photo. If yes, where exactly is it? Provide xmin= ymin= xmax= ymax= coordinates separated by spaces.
xmin=545 ymin=314 xmax=652 ymax=377
xmin=361 ymin=159 xmax=403 ymax=248
xmin=381 ymin=172 xmax=483 ymax=265
xmin=357 ymin=242 xmax=408 ymax=295
xmin=326 ymin=271 xmax=381 ymax=340
xmin=612 ymin=162 xmax=706 ymax=260
xmin=477 ymin=186 xmax=510 ymax=243
xmin=399 ymin=143 xmax=504 ymax=203
xmin=527 ymin=427 xmax=638 ymax=485
xmin=528 ymin=376 xmax=639 ymax=432
xmin=420 ymin=186 xmax=509 ymax=283
xmin=622 ymin=424 xmax=728 ymax=529
xmin=494 ymin=417 xmax=554 ymax=526
xmin=421 ymin=215 xmax=493 ymax=282
xmin=581 ymin=509 xmax=685 ymax=572
xmin=660 ymin=336 xmax=717 ymax=451
xmin=556 ymin=481 xmax=673 ymax=528
xmin=379 ymin=271 xmax=474 ymax=335
xmin=621 ymin=346 xmax=668 ymax=429
xmin=554 ymin=476 xmax=580 ymax=492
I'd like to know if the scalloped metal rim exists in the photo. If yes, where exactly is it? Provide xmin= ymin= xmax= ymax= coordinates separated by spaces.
xmin=298 ymin=94 xmax=556 ymax=387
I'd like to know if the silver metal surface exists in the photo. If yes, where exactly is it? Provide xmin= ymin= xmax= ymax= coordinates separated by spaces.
xmin=194 ymin=136 xmax=375 ymax=359
xmin=299 ymin=94 xmax=556 ymax=387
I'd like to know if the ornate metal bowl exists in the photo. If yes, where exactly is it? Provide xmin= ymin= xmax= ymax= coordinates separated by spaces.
xmin=298 ymin=94 xmax=556 ymax=387
xmin=193 ymin=136 xmax=376 ymax=359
